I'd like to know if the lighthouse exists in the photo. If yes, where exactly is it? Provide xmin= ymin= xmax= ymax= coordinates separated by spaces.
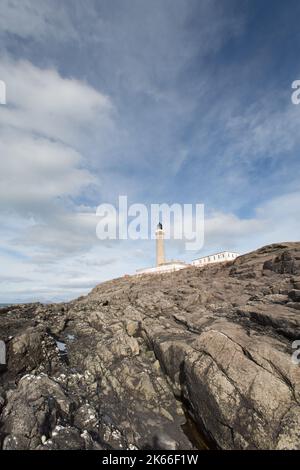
xmin=155 ymin=222 xmax=165 ymax=266
xmin=136 ymin=222 xmax=189 ymax=275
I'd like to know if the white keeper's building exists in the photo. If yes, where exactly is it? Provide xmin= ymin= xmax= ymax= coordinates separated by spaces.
xmin=191 ymin=251 xmax=239 ymax=267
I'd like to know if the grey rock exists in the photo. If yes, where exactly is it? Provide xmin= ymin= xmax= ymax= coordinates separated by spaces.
xmin=286 ymin=302 xmax=300 ymax=311
xmin=1 ymin=242 xmax=300 ymax=450
xmin=288 ymin=289 xmax=300 ymax=302
xmin=0 ymin=374 xmax=73 ymax=449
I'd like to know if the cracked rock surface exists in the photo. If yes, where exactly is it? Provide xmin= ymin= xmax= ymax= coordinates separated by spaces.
xmin=1 ymin=242 xmax=300 ymax=449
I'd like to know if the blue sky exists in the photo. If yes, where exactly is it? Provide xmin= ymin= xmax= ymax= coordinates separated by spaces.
xmin=0 ymin=0 xmax=300 ymax=302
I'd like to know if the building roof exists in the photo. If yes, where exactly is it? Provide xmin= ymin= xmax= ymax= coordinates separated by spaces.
xmin=160 ymin=260 xmax=188 ymax=266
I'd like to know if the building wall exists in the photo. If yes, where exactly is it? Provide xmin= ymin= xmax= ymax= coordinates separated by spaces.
xmin=192 ymin=251 xmax=239 ymax=267
xmin=136 ymin=262 xmax=188 ymax=276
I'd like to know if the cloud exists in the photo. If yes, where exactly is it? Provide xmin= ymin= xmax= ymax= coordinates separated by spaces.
xmin=16 ymin=212 xmax=100 ymax=258
xmin=0 ymin=59 xmax=113 ymax=146
xmin=0 ymin=0 xmax=77 ymax=42
xmin=201 ymin=191 xmax=300 ymax=255
xmin=0 ymin=57 xmax=119 ymax=302
xmin=0 ymin=275 xmax=28 ymax=284
xmin=0 ymin=131 xmax=95 ymax=213
xmin=222 ymin=99 xmax=300 ymax=164
xmin=0 ymin=57 xmax=114 ymax=220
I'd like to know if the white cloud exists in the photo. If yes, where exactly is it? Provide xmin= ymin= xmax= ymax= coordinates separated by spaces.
xmin=0 ymin=0 xmax=77 ymax=41
xmin=0 ymin=131 xmax=95 ymax=211
xmin=0 ymin=57 xmax=114 ymax=218
xmin=0 ymin=57 xmax=119 ymax=303
xmin=224 ymin=100 xmax=300 ymax=163
xmin=0 ymin=59 xmax=113 ymax=146
xmin=201 ymin=191 xmax=300 ymax=255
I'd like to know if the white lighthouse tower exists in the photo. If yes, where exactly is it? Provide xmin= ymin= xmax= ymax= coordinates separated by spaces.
xmin=155 ymin=222 xmax=165 ymax=266
xmin=136 ymin=222 xmax=189 ymax=275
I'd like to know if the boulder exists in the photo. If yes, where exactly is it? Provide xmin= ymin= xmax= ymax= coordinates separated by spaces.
xmin=288 ymin=289 xmax=300 ymax=302
xmin=0 ymin=374 xmax=73 ymax=449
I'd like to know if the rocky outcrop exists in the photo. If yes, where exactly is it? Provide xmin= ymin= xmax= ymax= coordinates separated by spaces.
xmin=1 ymin=242 xmax=300 ymax=449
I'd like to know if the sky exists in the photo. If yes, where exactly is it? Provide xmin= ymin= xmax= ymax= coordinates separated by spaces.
xmin=0 ymin=0 xmax=300 ymax=303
